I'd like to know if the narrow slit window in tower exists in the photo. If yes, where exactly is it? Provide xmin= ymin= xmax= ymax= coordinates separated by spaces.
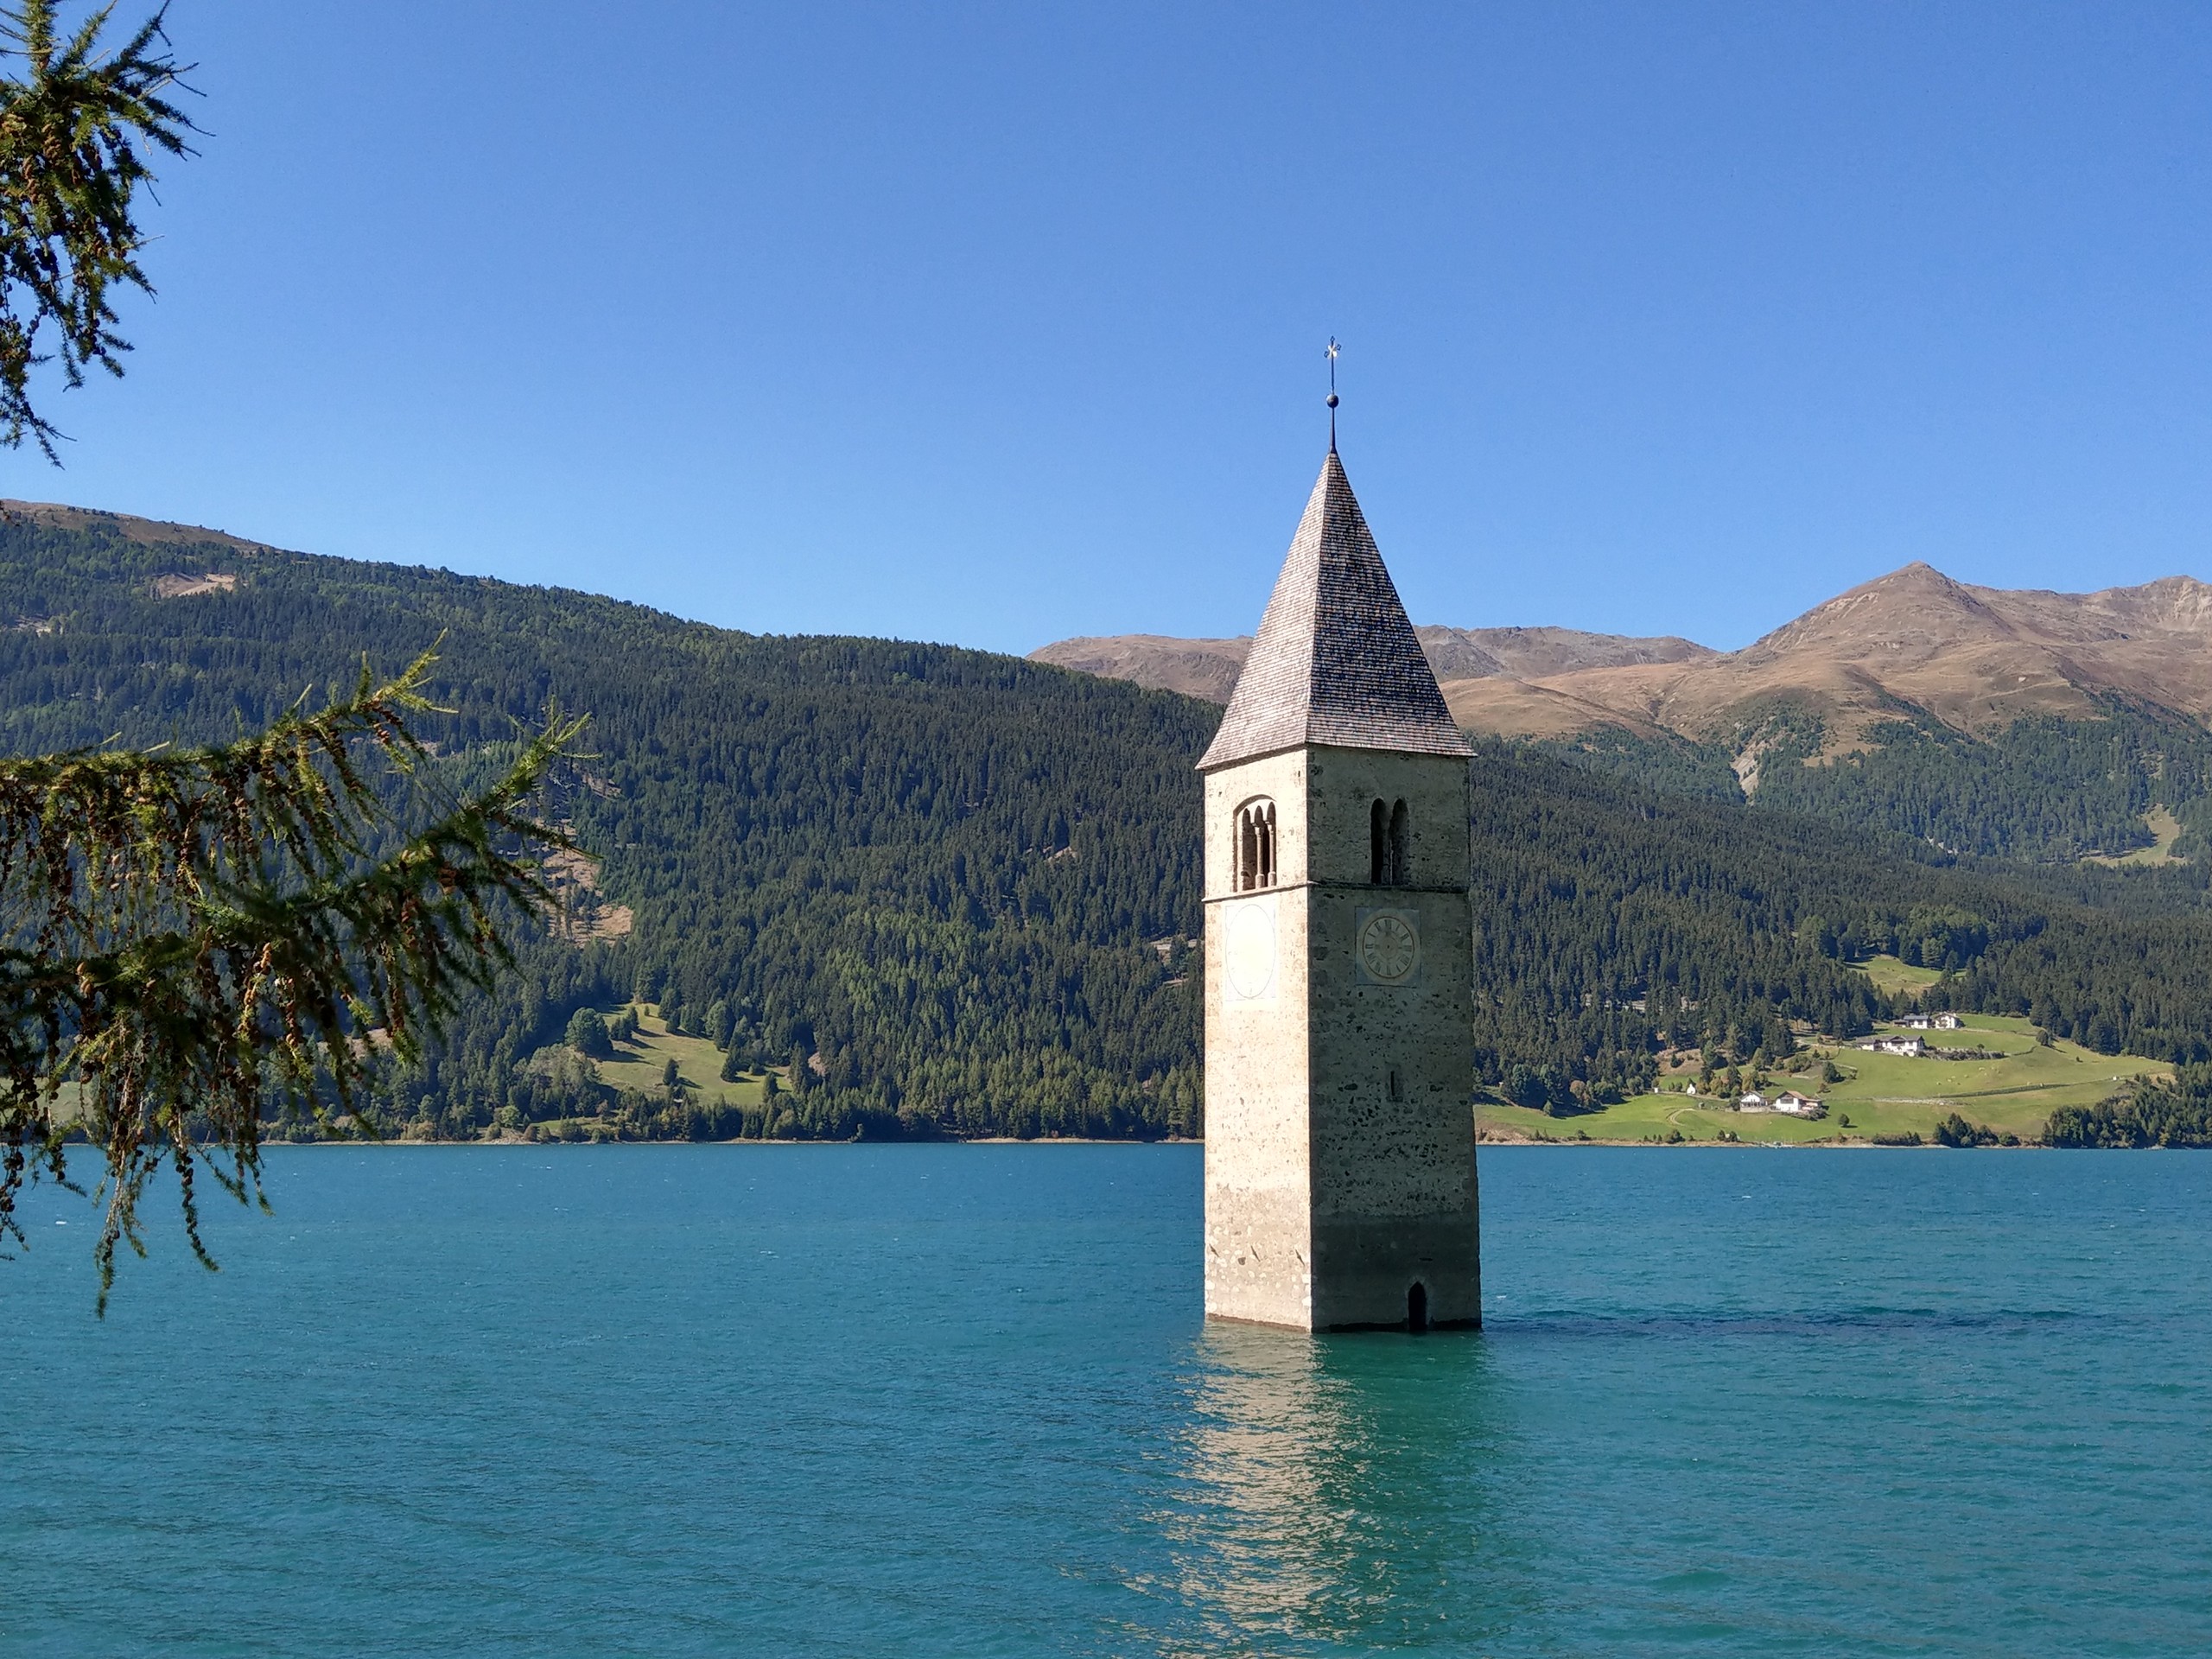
xmin=1372 ymin=798 xmax=1410 ymax=886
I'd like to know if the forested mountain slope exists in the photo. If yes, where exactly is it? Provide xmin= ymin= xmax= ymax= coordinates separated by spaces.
xmin=0 ymin=505 xmax=1211 ymax=1140
xmin=8 ymin=503 xmax=2212 ymax=1141
xmin=1465 ymin=743 xmax=2212 ymax=1105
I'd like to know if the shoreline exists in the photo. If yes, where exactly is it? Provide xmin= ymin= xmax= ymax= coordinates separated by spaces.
xmin=274 ymin=1134 xmax=1202 ymax=1148
xmin=260 ymin=1134 xmax=2139 ymax=1152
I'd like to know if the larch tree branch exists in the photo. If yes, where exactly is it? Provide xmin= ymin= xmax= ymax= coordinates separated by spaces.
xmin=0 ymin=0 xmax=196 ymax=459
xmin=0 ymin=649 xmax=587 ymax=1309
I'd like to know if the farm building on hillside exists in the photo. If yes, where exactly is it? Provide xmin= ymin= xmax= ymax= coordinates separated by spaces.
xmin=1861 ymin=1035 xmax=1927 ymax=1057
xmin=1898 ymin=1014 xmax=1962 ymax=1032
xmin=1772 ymin=1090 xmax=1827 ymax=1118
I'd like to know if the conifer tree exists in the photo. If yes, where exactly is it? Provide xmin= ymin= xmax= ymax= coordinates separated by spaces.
xmin=0 ymin=653 xmax=581 ymax=1306
xmin=0 ymin=2 xmax=195 ymax=457
xmin=565 ymin=1008 xmax=611 ymax=1058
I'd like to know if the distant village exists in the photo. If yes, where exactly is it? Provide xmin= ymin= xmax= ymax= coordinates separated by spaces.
xmin=1683 ymin=1012 xmax=1969 ymax=1118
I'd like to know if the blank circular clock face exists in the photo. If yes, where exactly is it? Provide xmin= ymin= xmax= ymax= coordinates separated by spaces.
xmin=1224 ymin=902 xmax=1277 ymax=1001
xmin=1358 ymin=912 xmax=1419 ymax=983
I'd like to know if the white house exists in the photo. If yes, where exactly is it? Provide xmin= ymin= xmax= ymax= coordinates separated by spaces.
xmin=1860 ymin=1034 xmax=1926 ymax=1057
xmin=1737 ymin=1091 xmax=1770 ymax=1112
xmin=1772 ymin=1090 xmax=1827 ymax=1119
xmin=1898 ymin=1013 xmax=1961 ymax=1033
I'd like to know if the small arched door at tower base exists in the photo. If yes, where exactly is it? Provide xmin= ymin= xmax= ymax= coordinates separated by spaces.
xmin=1407 ymin=1281 xmax=1429 ymax=1333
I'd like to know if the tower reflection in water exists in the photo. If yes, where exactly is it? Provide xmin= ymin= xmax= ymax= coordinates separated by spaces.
xmin=1143 ymin=1322 xmax=1537 ymax=1653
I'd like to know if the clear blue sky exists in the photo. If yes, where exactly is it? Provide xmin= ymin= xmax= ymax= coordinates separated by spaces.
xmin=18 ymin=2 xmax=2212 ymax=653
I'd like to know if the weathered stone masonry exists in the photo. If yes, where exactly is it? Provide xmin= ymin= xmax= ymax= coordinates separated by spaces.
xmin=1200 ymin=448 xmax=1481 ymax=1332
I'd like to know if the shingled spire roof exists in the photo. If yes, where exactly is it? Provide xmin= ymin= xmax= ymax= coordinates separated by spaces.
xmin=1198 ymin=450 xmax=1473 ymax=771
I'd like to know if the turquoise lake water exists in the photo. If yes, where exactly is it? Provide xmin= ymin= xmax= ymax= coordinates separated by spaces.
xmin=6 ymin=1145 xmax=2210 ymax=1656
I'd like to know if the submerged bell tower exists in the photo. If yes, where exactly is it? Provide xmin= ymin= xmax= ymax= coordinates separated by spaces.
xmin=1198 ymin=442 xmax=1480 ymax=1332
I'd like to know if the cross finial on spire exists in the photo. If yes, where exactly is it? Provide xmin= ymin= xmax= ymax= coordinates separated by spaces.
xmin=1325 ymin=337 xmax=1341 ymax=453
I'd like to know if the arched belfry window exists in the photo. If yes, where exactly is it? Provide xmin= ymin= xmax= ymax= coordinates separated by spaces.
xmin=1370 ymin=798 xmax=1409 ymax=887
xmin=1236 ymin=799 xmax=1278 ymax=892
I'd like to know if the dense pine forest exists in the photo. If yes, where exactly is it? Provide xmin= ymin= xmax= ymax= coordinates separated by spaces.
xmin=10 ymin=506 xmax=2212 ymax=1141
xmin=0 ymin=511 xmax=1211 ymax=1141
xmin=2045 ymin=1065 xmax=2212 ymax=1147
xmin=1465 ymin=741 xmax=2212 ymax=1105
xmin=1535 ymin=700 xmax=2212 ymax=867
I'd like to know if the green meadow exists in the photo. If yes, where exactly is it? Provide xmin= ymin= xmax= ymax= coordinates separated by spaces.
xmin=1849 ymin=954 xmax=1946 ymax=1000
xmin=594 ymin=1005 xmax=776 ymax=1106
xmin=2086 ymin=804 xmax=2185 ymax=867
xmin=1477 ymin=1011 xmax=2167 ymax=1145
xmin=515 ymin=1007 xmax=785 ymax=1141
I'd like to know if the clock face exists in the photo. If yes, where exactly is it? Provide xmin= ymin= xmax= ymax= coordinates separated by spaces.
xmin=1358 ymin=912 xmax=1419 ymax=984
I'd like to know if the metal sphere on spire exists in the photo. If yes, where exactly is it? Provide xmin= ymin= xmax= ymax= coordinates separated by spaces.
xmin=1325 ymin=337 xmax=1341 ymax=450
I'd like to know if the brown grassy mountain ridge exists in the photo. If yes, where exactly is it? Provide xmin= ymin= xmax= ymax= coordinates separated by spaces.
xmin=1033 ymin=563 xmax=2212 ymax=748
xmin=1033 ymin=624 xmax=1715 ymax=728
xmin=1033 ymin=564 xmax=2212 ymax=862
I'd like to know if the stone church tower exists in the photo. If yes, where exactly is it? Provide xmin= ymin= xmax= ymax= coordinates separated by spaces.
xmin=1199 ymin=448 xmax=1479 ymax=1332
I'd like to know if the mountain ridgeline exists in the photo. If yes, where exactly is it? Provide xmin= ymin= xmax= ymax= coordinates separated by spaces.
xmin=1040 ymin=563 xmax=2212 ymax=866
xmin=8 ymin=503 xmax=2212 ymax=1142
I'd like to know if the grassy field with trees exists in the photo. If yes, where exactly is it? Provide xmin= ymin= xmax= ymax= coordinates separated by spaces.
xmin=1479 ymin=1012 xmax=2165 ymax=1145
